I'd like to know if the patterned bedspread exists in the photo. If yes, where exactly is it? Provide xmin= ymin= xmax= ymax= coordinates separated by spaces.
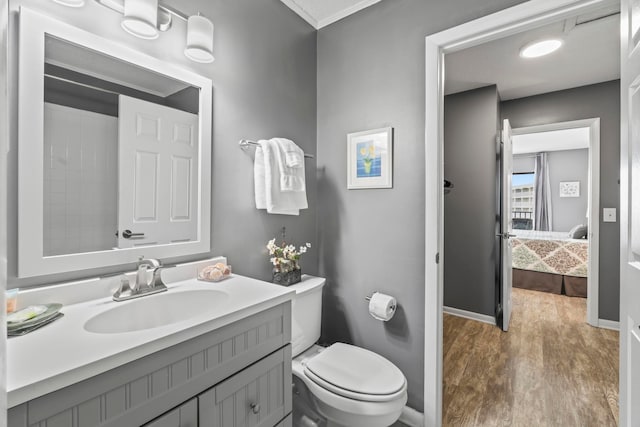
xmin=512 ymin=236 xmax=589 ymax=278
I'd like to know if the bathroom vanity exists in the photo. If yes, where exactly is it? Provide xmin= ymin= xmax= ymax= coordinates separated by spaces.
xmin=7 ymin=268 xmax=294 ymax=427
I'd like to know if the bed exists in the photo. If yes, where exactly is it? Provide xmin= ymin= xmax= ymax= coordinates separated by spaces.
xmin=511 ymin=230 xmax=588 ymax=297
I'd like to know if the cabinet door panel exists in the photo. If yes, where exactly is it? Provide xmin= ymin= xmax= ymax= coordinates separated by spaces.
xmin=199 ymin=347 xmax=289 ymax=427
xmin=144 ymin=398 xmax=197 ymax=427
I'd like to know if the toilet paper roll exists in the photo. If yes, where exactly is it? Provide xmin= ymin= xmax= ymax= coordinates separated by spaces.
xmin=368 ymin=292 xmax=396 ymax=321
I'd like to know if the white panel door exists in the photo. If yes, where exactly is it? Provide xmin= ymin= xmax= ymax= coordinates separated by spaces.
xmin=118 ymin=95 xmax=198 ymax=249
xmin=501 ymin=119 xmax=514 ymax=332
xmin=621 ymin=2 xmax=640 ymax=426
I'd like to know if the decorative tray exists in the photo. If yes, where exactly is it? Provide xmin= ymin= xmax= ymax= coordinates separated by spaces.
xmin=7 ymin=303 xmax=63 ymax=333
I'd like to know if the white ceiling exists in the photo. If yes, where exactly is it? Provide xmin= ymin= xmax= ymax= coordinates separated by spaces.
xmin=279 ymin=0 xmax=382 ymax=29
xmin=513 ymin=128 xmax=590 ymax=155
xmin=445 ymin=6 xmax=620 ymax=100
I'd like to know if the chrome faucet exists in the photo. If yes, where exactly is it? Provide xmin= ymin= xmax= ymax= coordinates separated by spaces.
xmin=113 ymin=257 xmax=168 ymax=301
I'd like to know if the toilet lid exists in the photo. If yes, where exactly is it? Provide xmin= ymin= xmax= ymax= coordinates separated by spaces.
xmin=304 ymin=343 xmax=406 ymax=400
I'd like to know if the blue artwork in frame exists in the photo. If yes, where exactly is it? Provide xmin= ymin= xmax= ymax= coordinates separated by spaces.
xmin=347 ymin=127 xmax=393 ymax=189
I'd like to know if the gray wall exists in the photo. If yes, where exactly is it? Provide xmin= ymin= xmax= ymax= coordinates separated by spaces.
xmin=548 ymin=149 xmax=589 ymax=232
xmin=316 ymin=0 xmax=525 ymax=412
xmin=6 ymin=0 xmax=318 ymax=288
xmin=502 ymin=80 xmax=620 ymax=321
xmin=443 ymin=86 xmax=500 ymax=317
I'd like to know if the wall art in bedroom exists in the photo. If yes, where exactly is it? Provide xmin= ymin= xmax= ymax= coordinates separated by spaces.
xmin=347 ymin=127 xmax=393 ymax=189
xmin=559 ymin=181 xmax=580 ymax=197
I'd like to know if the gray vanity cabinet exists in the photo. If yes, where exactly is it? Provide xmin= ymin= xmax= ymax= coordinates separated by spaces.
xmin=144 ymin=399 xmax=198 ymax=427
xmin=8 ymin=303 xmax=292 ymax=427
xmin=199 ymin=346 xmax=291 ymax=427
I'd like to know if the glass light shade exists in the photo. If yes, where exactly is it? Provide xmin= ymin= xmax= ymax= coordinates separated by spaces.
xmin=52 ymin=0 xmax=85 ymax=7
xmin=121 ymin=0 xmax=159 ymax=40
xmin=520 ymin=39 xmax=563 ymax=58
xmin=185 ymin=14 xmax=215 ymax=63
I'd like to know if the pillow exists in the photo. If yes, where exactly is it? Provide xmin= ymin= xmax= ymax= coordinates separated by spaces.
xmin=568 ymin=224 xmax=588 ymax=239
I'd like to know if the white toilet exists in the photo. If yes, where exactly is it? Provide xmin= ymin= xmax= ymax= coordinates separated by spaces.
xmin=289 ymin=276 xmax=407 ymax=427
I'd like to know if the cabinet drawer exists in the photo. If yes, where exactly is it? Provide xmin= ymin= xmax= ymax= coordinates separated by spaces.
xmin=144 ymin=398 xmax=197 ymax=427
xmin=199 ymin=345 xmax=292 ymax=427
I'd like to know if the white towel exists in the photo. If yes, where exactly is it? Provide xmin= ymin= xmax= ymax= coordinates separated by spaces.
xmin=255 ymin=139 xmax=308 ymax=215
xmin=273 ymin=138 xmax=306 ymax=192
xmin=254 ymin=140 xmax=268 ymax=210
xmin=274 ymin=137 xmax=304 ymax=168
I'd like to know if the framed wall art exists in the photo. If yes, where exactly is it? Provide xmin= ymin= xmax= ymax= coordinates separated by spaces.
xmin=347 ymin=127 xmax=393 ymax=189
xmin=559 ymin=181 xmax=580 ymax=197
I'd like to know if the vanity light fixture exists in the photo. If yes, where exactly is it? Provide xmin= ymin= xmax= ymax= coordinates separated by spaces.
xmin=94 ymin=0 xmax=215 ymax=64
xmin=185 ymin=13 xmax=215 ymax=63
xmin=121 ymin=0 xmax=159 ymax=40
xmin=519 ymin=39 xmax=563 ymax=58
xmin=52 ymin=0 xmax=86 ymax=7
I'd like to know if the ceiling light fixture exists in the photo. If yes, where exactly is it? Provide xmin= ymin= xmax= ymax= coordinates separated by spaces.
xmin=185 ymin=14 xmax=215 ymax=63
xmin=94 ymin=0 xmax=215 ymax=64
xmin=520 ymin=39 xmax=563 ymax=58
xmin=121 ymin=0 xmax=159 ymax=40
xmin=52 ymin=0 xmax=86 ymax=7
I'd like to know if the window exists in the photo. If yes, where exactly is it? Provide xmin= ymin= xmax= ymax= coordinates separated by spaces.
xmin=512 ymin=172 xmax=535 ymax=230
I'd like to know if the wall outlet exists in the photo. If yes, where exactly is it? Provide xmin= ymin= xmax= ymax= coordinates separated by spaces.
xmin=603 ymin=208 xmax=616 ymax=222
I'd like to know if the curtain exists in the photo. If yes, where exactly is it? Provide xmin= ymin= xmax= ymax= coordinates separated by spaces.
xmin=534 ymin=152 xmax=552 ymax=231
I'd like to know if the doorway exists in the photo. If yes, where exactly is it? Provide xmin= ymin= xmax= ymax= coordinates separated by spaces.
xmin=510 ymin=118 xmax=601 ymax=327
xmin=423 ymin=1 xmax=621 ymax=425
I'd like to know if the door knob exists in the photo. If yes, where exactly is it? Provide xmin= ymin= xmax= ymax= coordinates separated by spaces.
xmin=249 ymin=402 xmax=261 ymax=414
xmin=122 ymin=229 xmax=145 ymax=239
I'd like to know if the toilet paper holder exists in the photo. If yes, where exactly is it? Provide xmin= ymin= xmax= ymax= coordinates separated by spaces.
xmin=365 ymin=291 xmax=396 ymax=311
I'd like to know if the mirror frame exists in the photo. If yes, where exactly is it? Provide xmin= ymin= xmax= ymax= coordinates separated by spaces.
xmin=18 ymin=7 xmax=212 ymax=278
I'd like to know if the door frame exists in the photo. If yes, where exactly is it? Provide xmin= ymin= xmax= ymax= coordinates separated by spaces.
xmin=511 ymin=118 xmax=601 ymax=327
xmin=423 ymin=0 xmax=618 ymax=425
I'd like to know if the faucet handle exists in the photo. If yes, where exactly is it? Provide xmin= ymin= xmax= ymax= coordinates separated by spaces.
xmin=113 ymin=276 xmax=133 ymax=301
xmin=138 ymin=256 xmax=161 ymax=268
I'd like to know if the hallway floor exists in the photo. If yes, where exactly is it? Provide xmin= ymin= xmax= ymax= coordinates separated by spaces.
xmin=443 ymin=288 xmax=619 ymax=427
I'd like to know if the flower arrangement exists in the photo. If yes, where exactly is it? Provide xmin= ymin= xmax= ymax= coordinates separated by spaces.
xmin=360 ymin=144 xmax=376 ymax=174
xmin=267 ymin=238 xmax=311 ymax=273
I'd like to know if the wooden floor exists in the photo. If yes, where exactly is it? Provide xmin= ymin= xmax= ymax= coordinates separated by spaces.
xmin=443 ymin=288 xmax=619 ymax=427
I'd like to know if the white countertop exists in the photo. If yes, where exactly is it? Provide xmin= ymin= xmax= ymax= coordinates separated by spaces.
xmin=7 ymin=272 xmax=295 ymax=407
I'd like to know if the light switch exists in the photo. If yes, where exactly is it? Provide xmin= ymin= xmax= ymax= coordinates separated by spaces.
xmin=603 ymin=208 xmax=616 ymax=222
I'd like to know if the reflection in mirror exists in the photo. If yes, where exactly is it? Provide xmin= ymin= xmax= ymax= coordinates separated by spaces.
xmin=42 ymin=35 xmax=200 ymax=257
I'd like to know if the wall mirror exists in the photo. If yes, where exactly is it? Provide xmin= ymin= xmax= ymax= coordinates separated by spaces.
xmin=18 ymin=7 xmax=212 ymax=278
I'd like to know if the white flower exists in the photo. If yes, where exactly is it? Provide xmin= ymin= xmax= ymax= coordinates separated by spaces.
xmin=299 ymin=246 xmax=307 ymax=254
xmin=306 ymin=242 xmax=311 ymax=248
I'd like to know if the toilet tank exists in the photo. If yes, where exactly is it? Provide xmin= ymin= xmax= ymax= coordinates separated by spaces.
xmin=289 ymin=276 xmax=326 ymax=357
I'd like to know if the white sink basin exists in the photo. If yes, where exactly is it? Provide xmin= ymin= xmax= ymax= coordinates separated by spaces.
xmin=84 ymin=289 xmax=229 ymax=334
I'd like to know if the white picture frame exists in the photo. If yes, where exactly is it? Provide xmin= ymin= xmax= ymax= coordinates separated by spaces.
xmin=347 ymin=127 xmax=393 ymax=189
xmin=559 ymin=181 xmax=580 ymax=197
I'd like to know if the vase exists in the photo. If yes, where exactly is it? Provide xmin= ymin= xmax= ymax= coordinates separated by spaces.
xmin=364 ymin=160 xmax=372 ymax=174
xmin=272 ymin=267 xmax=302 ymax=286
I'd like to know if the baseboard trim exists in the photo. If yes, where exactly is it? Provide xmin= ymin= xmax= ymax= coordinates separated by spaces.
xmin=598 ymin=318 xmax=620 ymax=331
xmin=399 ymin=405 xmax=424 ymax=427
xmin=443 ymin=306 xmax=496 ymax=326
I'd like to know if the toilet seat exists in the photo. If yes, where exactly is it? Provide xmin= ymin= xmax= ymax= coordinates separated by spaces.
xmin=292 ymin=344 xmax=408 ymax=427
xmin=303 ymin=343 xmax=407 ymax=402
